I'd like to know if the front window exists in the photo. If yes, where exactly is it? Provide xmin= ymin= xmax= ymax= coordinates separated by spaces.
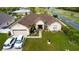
xmin=16 ymin=40 xmax=21 ymax=43
xmin=53 ymin=25 xmax=57 ymax=30
xmin=10 ymin=38 xmax=14 ymax=44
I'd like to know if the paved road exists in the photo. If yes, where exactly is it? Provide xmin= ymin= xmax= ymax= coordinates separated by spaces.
xmin=59 ymin=16 xmax=79 ymax=30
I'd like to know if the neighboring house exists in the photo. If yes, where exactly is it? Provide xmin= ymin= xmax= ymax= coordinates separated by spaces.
xmin=10 ymin=14 xmax=62 ymax=37
xmin=0 ymin=13 xmax=15 ymax=29
xmin=12 ymin=8 xmax=31 ymax=15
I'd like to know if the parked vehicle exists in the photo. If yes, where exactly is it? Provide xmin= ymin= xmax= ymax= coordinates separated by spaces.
xmin=3 ymin=37 xmax=16 ymax=49
xmin=14 ymin=35 xmax=25 ymax=49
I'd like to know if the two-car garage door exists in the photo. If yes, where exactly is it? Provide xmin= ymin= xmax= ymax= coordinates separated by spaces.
xmin=10 ymin=23 xmax=30 ymax=37
xmin=12 ymin=29 xmax=29 ymax=37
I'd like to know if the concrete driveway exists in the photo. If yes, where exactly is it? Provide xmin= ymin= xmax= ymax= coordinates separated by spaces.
xmin=2 ymin=48 xmax=22 ymax=51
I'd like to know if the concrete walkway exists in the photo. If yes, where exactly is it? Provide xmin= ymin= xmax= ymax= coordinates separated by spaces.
xmin=27 ymin=30 xmax=42 ymax=38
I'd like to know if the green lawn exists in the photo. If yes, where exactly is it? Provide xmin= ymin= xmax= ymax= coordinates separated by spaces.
xmin=0 ymin=33 xmax=8 ymax=50
xmin=23 ymin=31 xmax=79 ymax=51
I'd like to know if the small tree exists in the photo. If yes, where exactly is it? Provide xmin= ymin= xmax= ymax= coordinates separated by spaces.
xmin=70 ymin=13 xmax=74 ymax=17
xmin=30 ymin=24 xmax=36 ymax=34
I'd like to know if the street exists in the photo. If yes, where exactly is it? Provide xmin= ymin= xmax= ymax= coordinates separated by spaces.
xmin=59 ymin=16 xmax=79 ymax=30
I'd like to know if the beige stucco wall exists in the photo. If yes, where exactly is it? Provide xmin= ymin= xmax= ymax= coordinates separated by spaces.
xmin=48 ymin=22 xmax=62 ymax=31
xmin=36 ymin=20 xmax=44 ymax=29
xmin=11 ymin=23 xmax=28 ymax=30
xmin=10 ymin=23 xmax=29 ymax=37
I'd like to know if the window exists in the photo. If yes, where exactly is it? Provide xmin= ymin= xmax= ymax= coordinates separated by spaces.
xmin=16 ymin=40 xmax=21 ymax=43
xmin=53 ymin=25 xmax=57 ymax=30
xmin=22 ymin=36 xmax=23 ymax=40
xmin=10 ymin=38 xmax=14 ymax=44
xmin=4 ymin=44 xmax=10 ymax=47
xmin=21 ymin=36 xmax=24 ymax=42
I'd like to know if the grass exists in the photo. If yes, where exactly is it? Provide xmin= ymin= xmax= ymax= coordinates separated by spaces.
xmin=0 ymin=33 xmax=8 ymax=50
xmin=23 ymin=31 xmax=79 ymax=51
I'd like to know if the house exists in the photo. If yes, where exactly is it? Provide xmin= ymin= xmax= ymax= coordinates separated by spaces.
xmin=12 ymin=8 xmax=31 ymax=15
xmin=10 ymin=14 xmax=62 ymax=37
xmin=0 ymin=13 xmax=15 ymax=29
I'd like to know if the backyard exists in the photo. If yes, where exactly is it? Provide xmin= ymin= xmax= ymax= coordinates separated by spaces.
xmin=0 ymin=33 xmax=8 ymax=50
xmin=23 ymin=31 xmax=79 ymax=51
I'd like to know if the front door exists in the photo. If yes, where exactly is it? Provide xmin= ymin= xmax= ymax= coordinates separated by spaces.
xmin=38 ymin=25 xmax=43 ymax=29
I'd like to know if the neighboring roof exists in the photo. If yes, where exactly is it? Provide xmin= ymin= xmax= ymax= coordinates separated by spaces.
xmin=0 ymin=13 xmax=14 ymax=24
xmin=19 ymin=14 xmax=57 ymax=27
xmin=0 ymin=29 xmax=11 ymax=33
xmin=12 ymin=9 xmax=31 ymax=13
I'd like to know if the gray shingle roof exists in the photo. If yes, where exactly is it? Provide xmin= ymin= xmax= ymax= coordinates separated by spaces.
xmin=0 ymin=13 xmax=14 ymax=29
xmin=19 ymin=14 xmax=57 ymax=27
